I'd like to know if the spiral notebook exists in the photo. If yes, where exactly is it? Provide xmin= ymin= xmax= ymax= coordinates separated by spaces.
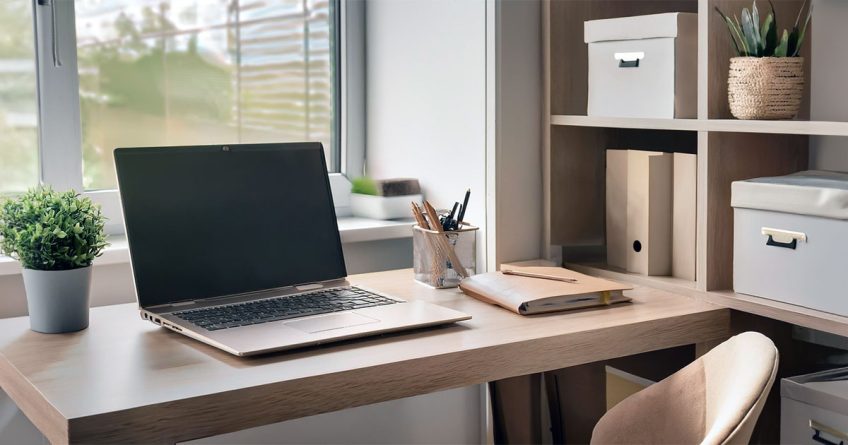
xmin=459 ymin=266 xmax=632 ymax=315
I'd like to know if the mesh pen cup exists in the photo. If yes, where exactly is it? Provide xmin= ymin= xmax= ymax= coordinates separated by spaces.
xmin=413 ymin=224 xmax=477 ymax=288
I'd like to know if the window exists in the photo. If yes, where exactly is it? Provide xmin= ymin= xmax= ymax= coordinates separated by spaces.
xmin=0 ymin=1 xmax=39 ymax=194
xmin=75 ymin=0 xmax=340 ymax=190
xmin=2 ymin=0 xmax=358 ymax=233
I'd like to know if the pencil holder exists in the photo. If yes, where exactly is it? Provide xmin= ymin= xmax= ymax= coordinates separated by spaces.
xmin=413 ymin=224 xmax=477 ymax=288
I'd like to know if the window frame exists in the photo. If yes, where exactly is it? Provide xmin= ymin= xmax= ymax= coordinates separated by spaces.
xmin=31 ymin=0 xmax=362 ymax=234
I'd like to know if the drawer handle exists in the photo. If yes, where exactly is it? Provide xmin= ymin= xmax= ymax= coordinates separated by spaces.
xmin=614 ymin=51 xmax=644 ymax=68
xmin=762 ymin=227 xmax=806 ymax=250
xmin=811 ymin=419 xmax=848 ymax=445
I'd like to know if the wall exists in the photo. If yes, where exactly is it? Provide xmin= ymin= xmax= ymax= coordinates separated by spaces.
xmin=489 ymin=0 xmax=543 ymax=268
xmin=365 ymin=0 xmax=489 ymax=272
xmin=809 ymin=0 xmax=848 ymax=170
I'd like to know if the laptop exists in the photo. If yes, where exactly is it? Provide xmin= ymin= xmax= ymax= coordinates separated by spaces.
xmin=114 ymin=142 xmax=471 ymax=356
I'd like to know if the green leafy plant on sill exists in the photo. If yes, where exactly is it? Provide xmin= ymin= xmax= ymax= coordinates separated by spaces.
xmin=351 ymin=177 xmax=379 ymax=196
xmin=715 ymin=0 xmax=812 ymax=57
xmin=0 ymin=187 xmax=108 ymax=271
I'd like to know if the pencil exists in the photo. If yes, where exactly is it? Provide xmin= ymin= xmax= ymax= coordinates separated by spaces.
xmin=502 ymin=269 xmax=577 ymax=283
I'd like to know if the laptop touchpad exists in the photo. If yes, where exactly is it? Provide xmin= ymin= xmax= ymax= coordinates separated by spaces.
xmin=286 ymin=312 xmax=379 ymax=334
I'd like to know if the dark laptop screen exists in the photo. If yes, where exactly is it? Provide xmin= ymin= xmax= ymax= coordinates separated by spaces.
xmin=114 ymin=143 xmax=347 ymax=307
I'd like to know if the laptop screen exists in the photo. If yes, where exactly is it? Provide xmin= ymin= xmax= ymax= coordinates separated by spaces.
xmin=114 ymin=143 xmax=347 ymax=307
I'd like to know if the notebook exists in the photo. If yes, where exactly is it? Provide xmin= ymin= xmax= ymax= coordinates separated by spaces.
xmin=459 ymin=266 xmax=632 ymax=315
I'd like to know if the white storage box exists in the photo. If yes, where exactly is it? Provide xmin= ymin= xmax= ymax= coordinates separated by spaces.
xmin=584 ymin=13 xmax=697 ymax=118
xmin=732 ymin=171 xmax=848 ymax=316
xmin=781 ymin=368 xmax=848 ymax=444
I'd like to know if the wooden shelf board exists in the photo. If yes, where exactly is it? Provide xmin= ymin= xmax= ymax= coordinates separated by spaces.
xmin=551 ymin=115 xmax=848 ymax=137
xmin=551 ymin=115 xmax=701 ymax=132
xmin=566 ymin=263 xmax=698 ymax=293
xmin=703 ymin=290 xmax=848 ymax=338
xmin=567 ymin=262 xmax=848 ymax=338
xmin=706 ymin=119 xmax=848 ymax=137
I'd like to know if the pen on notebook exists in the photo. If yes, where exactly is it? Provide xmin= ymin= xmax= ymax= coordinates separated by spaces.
xmin=502 ymin=269 xmax=578 ymax=283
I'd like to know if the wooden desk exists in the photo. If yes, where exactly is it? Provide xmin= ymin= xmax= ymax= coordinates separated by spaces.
xmin=0 ymin=269 xmax=729 ymax=444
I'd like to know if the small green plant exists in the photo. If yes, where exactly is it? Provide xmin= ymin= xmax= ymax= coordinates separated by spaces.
xmin=351 ymin=177 xmax=379 ymax=196
xmin=0 ymin=187 xmax=108 ymax=271
xmin=715 ymin=0 xmax=812 ymax=57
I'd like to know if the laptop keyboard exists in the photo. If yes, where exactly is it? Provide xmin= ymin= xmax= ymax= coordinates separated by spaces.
xmin=172 ymin=287 xmax=400 ymax=331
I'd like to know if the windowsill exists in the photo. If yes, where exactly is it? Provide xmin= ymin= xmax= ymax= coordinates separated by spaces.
xmin=0 ymin=217 xmax=415 ymax=277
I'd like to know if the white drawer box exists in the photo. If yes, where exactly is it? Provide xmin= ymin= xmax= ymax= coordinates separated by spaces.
xmin=732 ymin=171 xmax=848 ymax=316
xmin=584 ymin=13 xmax=697 ymax=119
xmin=782 ymin=368 xmax=848 ymax=445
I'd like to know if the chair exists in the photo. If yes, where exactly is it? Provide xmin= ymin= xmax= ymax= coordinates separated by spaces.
xmin=591 ymin=332 xmax=779 ymax=445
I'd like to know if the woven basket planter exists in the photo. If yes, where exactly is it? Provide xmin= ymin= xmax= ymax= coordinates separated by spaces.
xmin=728 ymin=57 xmax=804 ymax=120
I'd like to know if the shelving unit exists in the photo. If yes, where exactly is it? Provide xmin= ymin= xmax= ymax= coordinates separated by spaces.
xmin=542 ymin=0 xmax=848 ymax=337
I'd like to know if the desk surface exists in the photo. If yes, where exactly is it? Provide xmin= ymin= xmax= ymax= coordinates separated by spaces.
xmin=0 ymin=269 xmax=729 ymax=444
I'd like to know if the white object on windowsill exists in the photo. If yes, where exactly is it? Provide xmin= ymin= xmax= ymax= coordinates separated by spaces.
xmin=350 ymin=193 xmax=423 ymax=220
xmin=0 ymin=217 xmax=415 ymax=276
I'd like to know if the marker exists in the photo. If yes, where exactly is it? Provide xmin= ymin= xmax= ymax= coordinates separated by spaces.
xmin=444 ymin=202 xmax=459 ymax=230
xmin=456 ymin=189 xmax=470 ymax=226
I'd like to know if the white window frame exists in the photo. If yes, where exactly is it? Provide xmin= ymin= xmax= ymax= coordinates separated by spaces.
xmin=31 ymin=0 xmax=364 ymax=234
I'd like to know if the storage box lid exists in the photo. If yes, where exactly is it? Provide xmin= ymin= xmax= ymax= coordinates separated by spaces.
xmin=731 ymin=170 xmax=848 ymax=220
xmin=782 ymin=367 xmax=848 ymax=415
xmin=584 ymin=12 xmax=696 ymax=43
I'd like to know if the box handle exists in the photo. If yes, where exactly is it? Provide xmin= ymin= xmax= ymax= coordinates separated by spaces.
xmin=614 ymin=51 xmax=644 ymax=68
xmin=762 ymin=227 xmax=806 ymax=250
xmin=811 ymin=419 xmax=848 ymax=445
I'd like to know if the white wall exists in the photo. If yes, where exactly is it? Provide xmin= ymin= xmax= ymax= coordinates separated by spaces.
xmin=809 ymin=0 xmax=848 ymax=170
xmin=489 ymin=0 xmax=543 ymax=268
xmin=365 ymin=0 xmax=489 ymax=272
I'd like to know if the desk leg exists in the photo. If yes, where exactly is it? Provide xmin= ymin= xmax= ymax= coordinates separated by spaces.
xmin=489 ymin=374 xmax=542 ymax=444
xmin=545 ymin=362 xmax=607 ymax=445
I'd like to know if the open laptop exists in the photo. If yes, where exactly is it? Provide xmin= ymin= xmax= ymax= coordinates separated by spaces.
xmin=114 ymin=143 xmax=470 ymax=356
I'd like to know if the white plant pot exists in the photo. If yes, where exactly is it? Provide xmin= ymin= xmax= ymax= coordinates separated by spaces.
xmin=350 ymin=193 xmax=423 ymax=220
xmin=21 ymin=267 xmax=92 ymax=334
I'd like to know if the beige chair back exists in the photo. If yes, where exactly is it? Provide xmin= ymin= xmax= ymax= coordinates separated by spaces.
xmin=591 ymin=331 xmax=778 ymax=445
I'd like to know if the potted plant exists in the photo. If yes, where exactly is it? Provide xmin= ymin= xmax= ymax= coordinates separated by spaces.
xmin=0 ymin=187 xmax=107 ymax=333
xmin=716 ymin=1 xmax=812 ymax=120
xmin=350 ymin=177 xmax=423 ymax=220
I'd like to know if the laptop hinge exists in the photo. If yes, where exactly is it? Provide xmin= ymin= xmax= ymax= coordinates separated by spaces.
xmin=295 ymin=283 xmax=325 ymax=292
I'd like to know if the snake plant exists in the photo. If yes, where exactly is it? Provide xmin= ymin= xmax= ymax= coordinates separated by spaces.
xmin=715 ymin=0 xmax=812 ymax=57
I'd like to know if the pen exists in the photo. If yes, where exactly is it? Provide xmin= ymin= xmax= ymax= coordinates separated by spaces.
xmin=456 ymin=189 xmax=470 ymax=226
xmin=444 ymin=202 xmax=459 ymax=230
